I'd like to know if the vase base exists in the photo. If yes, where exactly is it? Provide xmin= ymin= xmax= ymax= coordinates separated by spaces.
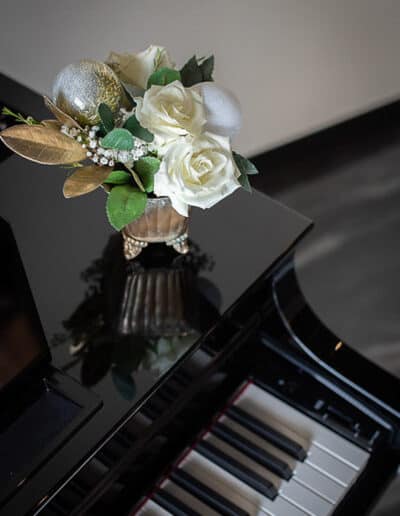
xmin=122 ymin=232 xmax=189 ymax=260
xmin=122 ymin=234 xmax=148 ymax=260
xmin=166 ymin=232 xmax=189 ymax=255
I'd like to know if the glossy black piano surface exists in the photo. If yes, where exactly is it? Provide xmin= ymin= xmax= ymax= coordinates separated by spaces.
xmin=1 ymin=77 xmax=400 ymax=516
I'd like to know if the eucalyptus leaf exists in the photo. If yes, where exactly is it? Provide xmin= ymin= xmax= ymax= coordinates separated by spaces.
xmin=134 ymin=156 xmax=160 ymax=192
xmin=233 ymin=152 xmax=259 ymax=175
xmin=238 ymin=170 xmax=252 ymax=193
xmin=98 ymin=103 xmax=114 ymax=133
xmin=101 ymin=128 xmax=133 ymax=151
xmin=124 ymin=115 xmax=154 ymax=143
xmin=106 ymin=184 xmax=147 ymax=230
xmin=147 ymin=67 xmax=181 ymax=88
xmin=97 ymin=123 xmax=107 ymax=137
xmin=103 ymin=170 xmax=131 ymax=185
xmin=199 ymin=55 xmax=215 ymax=81
xmin=180 ymin=56 xmax=203 ymax=87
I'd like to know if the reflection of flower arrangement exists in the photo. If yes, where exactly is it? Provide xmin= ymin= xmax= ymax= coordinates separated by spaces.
xmin=0 ymin=45 xmax=259 ymax=231
xmin=53 ymin=235 xmax=219 ymax=400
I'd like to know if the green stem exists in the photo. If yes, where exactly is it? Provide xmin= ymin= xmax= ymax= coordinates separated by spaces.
xmin=125 ymin=164 xmax=145 ymax=192
xmin=1 ymin=106 xmax=40 ymax=125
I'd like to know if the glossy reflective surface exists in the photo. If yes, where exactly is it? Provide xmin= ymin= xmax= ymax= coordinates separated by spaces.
xmin=0 ymin=144 xmax=311 ymax=514
xmin=0 ymin=217 xmax=48 ymax=394
xmin=0 ymin=147 xmax=310 ymax=406
xmin=53 ymin=238 xmax=219 ymax=402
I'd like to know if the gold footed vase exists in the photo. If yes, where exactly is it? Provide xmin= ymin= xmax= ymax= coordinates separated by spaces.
xmin=122 ymin=197 xmax=189 ymax=260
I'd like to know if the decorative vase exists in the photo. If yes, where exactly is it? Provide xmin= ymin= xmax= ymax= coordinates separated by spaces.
xmin=121 ymin=197 xmax=189 ymax=260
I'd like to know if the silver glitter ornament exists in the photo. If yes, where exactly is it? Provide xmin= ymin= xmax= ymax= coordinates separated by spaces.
xmin=52 ymin=60 xmax=126 ymax=126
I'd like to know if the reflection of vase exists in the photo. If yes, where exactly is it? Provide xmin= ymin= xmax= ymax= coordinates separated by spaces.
xmin=117 ymin=266 xmax=198 ymax=337
xmin=122 ymin=197 xmax=189 ymax=260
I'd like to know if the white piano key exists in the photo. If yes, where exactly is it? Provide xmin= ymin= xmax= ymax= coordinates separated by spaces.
xmin=160 ymin=479 xmax=220 ymax=516
xmin=205 ymin=433 xmax=334 ymax=516
xmin=292 ymin=463 xmax=343 ymax=503
xmin=219 ymin=415 xmax=345 ymax=503
xmin=223 ymin=403 xmax=358 ymax=486
xmin=181 ymin=450 xmax=308 ymax=516
xmin=306 ymin=444 xmax=356 ymax=486
xmin=237 ymin=384 xmax=369 ymax=470
xmin=136 ymin=499 xmax=171 ymax=515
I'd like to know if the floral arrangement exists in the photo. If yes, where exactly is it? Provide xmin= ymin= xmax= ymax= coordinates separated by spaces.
xmin=0 ymin=45 xmax=259 ymax=231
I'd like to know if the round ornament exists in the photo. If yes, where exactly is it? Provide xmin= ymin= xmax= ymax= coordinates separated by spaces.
xmin=52 ymin=60 xmax=127 ymax=126
xmin=195 ymin=82 xmax=242 ymax=138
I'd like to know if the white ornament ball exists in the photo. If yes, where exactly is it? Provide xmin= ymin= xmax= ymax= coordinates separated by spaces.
xmin=194 ymin=82 xmax=242 ymax=138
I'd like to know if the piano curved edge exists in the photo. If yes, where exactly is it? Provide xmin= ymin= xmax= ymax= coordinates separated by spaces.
xmin=264 ymin=255 xmax=400 ymax=444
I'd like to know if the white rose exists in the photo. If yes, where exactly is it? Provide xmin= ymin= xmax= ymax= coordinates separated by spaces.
xmin=193 ymin=82 xmax=242 ymax=137
xmin=135 ymin=81 xmax=206 ymax=148
xmin=154 ymin=133 xmax=241 ymax=217
xmin=107 ymin=45 xmax=175 ymax=90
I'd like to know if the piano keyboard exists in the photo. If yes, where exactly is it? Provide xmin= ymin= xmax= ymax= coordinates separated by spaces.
xmin=135 ymin=380 xmax=369 ymax=516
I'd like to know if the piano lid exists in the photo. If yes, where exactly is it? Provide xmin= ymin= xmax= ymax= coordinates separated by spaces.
xmin=0 ymin=74 xmax=312 ymax=512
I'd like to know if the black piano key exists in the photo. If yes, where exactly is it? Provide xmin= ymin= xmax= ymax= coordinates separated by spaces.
xmin=226 ymin=405 xmax=307 ymax=461
xmin=196 ymin=440 xmax=278 ymax=500
xmin=170 ymin=468 xmax=249 ymax=516
xmin=153 ymin=488 xmax=200 ymax=516
xmin=211 ymin=421 xmax=292 ymax=480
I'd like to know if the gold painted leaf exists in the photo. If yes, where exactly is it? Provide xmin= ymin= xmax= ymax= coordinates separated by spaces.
xmin=43 ymin=96 xmax=82 ymax=129
xmin=63 ymin=165 xmax=111 ymax=198
xmin=41 ymin=119 xmax=61 ymax=130
xmin=0 ymin=125 xmax=87 ymax=164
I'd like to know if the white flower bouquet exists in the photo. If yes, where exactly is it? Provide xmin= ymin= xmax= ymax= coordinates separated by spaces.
xmin=0 ymin=45 xmax=259 ymax=252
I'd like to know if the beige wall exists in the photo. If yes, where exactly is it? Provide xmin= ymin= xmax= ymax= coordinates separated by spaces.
xmin=1 ymin=0 xmax=400 ymax=155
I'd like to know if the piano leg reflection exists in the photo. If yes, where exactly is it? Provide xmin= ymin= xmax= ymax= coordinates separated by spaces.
xmin=135 ymin=379 xmax=369 ymax=516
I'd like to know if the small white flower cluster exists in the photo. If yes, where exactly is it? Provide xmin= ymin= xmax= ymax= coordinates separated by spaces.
xmin=60 ymin=122 xmax=148 ymax=168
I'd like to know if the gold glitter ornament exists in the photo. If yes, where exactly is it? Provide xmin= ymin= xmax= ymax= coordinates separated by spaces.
xmin=52 ymin=60 xmax=127 ymax=126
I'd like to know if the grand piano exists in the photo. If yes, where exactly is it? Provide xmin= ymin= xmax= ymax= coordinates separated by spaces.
xmin=1 ymin=75 xmax=400 ymax=516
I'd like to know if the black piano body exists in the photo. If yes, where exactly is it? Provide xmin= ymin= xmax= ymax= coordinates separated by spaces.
xmin=0 ymin=75 xmax=399 ymax=516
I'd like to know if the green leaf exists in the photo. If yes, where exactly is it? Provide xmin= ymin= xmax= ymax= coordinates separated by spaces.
xmin=101 ymin=128 xmax=133 ymax=151
xmin=124 ymin=115 xmax=154 ymax=143
xmin=106 ymin=184 xmax=147 ymax=230
xmin=147 ymin=67 xmax=181 ymax=88
xmin=180 ymin=56 xmax=203 ymax=87
xmin=199 ymin=55 xmax=215 ymax=81
xmin=134 ymin=156 xmax=160 ymax=192
xmin=238 ymin=170 xmax=252 ymax=192
xmin=233 ymin=152 xmax=259 ymax=175
xmin=98 ymin=103 xmax=114 ymax=133
xmin=103 ymin=170 xmax=131 ymax=185
xmin=233 ymin=152 xmax=259 ymax=193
